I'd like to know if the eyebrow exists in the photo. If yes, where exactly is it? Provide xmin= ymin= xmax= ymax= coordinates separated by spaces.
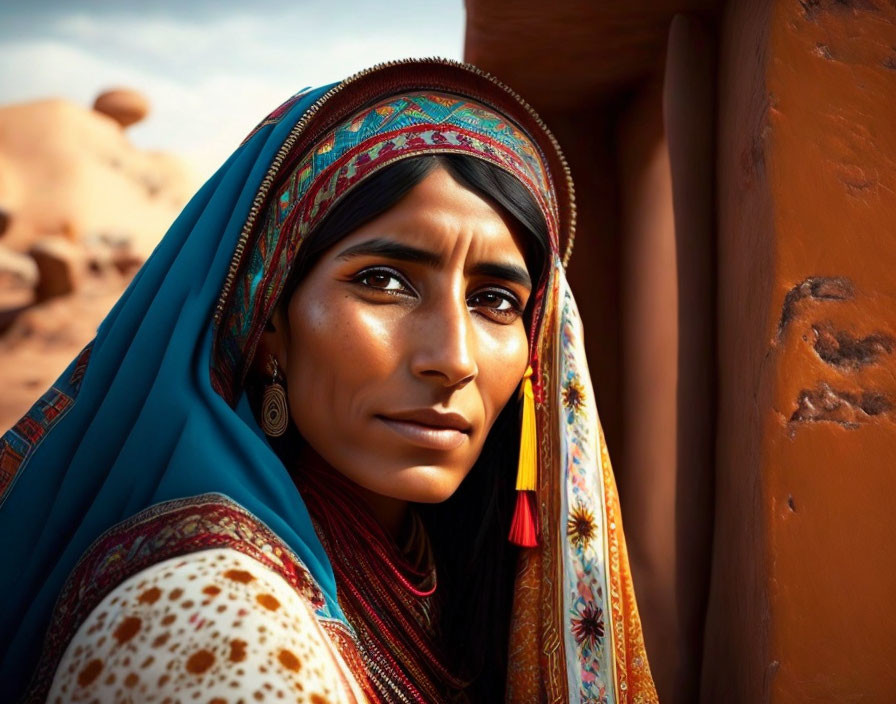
xmin=336 ymin=238 xmax=533 ymax=289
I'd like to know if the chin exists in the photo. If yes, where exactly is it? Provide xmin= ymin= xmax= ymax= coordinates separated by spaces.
xmin=366 ymin=464 xmax=470 ymax=505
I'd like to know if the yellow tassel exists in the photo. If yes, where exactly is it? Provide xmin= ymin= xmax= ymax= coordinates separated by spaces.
xmin=516 ymin=365 xmax=537 ymax=492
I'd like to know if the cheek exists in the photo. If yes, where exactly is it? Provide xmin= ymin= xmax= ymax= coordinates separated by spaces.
xmin=284 ymin=294 xmax=397 ymax=419
xmin=475 ymin=321 xmax=530 ymax=423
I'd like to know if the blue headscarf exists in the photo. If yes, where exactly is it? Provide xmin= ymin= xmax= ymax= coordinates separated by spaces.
xmin=0 ymin=84 xmax=343 ymax=700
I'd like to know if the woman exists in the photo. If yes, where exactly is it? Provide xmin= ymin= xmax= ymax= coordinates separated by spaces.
xmin=0 ymin=59 xmax=656 ymax=702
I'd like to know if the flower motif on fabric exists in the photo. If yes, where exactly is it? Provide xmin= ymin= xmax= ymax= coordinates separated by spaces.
xmin=571 ymin=601 xmax=605 ymax=652
xmin=582 ymin=691 xmax=608 ymax=704
xmin=562 ymin=373 xmax=586 ymax=420
xmin=567 ymin=501 xmax=596 ymax=550
xmin=557 ymin=283 xmax=618 ymax=699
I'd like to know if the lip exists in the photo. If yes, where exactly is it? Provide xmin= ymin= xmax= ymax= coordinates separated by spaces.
xmin=376 ymin=409 xmax=472 ymax=451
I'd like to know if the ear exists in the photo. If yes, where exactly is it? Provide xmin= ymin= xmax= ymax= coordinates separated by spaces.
xmin=254 ymin=305 xmax=289 ymax=377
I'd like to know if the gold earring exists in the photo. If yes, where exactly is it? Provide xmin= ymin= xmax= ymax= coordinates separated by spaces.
xmin=261 ymin=356 xmax=289 ymax=437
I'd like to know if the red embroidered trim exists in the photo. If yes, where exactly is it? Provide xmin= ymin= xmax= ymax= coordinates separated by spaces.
xmin=320 ymin=619 xmax=380 ymax=703
xmin=0 ymin=341 xmax=92 ymax=507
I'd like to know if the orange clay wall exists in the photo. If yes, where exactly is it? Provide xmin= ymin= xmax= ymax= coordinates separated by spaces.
xmin=704 ymin=0 xmax=896 ymax=701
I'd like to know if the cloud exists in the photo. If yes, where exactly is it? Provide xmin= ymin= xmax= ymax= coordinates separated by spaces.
xmin=0 ymin=2 xmax=465 ymax=177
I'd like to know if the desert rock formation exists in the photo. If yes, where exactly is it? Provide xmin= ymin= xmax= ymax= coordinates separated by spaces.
xmin=0 ymin=89 xmax=195 ymax=430
xmin=0 ymin=93 xmax=192 ymax=259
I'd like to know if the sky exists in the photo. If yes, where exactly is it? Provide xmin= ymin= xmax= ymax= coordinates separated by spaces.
xmin=0 ymin=0 xmax=466 ymax=178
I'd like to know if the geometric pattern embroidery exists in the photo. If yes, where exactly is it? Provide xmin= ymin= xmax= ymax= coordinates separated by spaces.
xmin=0 ymin=340 xmax=93 ymax=508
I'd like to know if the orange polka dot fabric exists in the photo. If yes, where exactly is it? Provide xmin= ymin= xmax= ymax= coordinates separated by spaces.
xmin=48 ymin=548 xmax=366 ymax=703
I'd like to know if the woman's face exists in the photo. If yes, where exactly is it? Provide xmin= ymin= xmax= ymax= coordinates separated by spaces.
xmin=263 ymin=166 xmax=532 ymax=521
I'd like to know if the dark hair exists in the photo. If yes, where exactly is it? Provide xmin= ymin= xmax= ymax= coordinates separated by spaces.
xmin=277 ymin=153 xmax=549 ymax=701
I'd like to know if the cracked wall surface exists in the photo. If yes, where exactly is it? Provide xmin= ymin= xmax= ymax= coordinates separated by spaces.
xmin=705 ymin=0 xmax=896 ymax=701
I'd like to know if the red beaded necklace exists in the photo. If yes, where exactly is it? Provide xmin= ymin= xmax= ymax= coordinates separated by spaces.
xmin=294 ymin=463 xmax=470 ymax=703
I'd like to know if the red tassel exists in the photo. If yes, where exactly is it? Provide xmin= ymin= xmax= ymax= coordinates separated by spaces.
xmin=508 ymin=491 xmax=538 ymax=547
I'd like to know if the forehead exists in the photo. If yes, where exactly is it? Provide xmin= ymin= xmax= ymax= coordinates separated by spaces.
xmin=331 ymin=167 xmax=529 ymax=264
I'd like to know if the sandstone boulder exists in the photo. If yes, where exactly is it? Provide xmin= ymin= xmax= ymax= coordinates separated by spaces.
xmin=0 ymin=243 xmax=37 ymax=288
xmin=83 ymin=231 xmax=144 ymax=276
xmin=0 ymin=98 xmax=194 ymax=258
xmin=93 ymin=88 xmax=150 ymax=128
xmin=29 ymin=235 xmax=83 ymax=302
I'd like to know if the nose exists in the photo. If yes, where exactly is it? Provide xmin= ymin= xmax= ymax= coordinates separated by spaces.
xmin=409 ymin=289 xmax=478 ymax=388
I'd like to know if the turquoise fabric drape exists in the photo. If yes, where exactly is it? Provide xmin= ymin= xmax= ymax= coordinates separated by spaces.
xmin=0 ymin=84 xmax=346 ymax=701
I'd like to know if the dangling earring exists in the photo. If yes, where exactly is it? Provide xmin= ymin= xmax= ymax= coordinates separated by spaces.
xmin=261 ymin=356 xmax=289 ymax=438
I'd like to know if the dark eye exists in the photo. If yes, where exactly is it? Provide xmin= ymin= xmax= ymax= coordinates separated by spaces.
xmin=469 ymin=288 xmax=523 ymax=322
xmin=353 ymin=267 xmax=413 ymax=295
